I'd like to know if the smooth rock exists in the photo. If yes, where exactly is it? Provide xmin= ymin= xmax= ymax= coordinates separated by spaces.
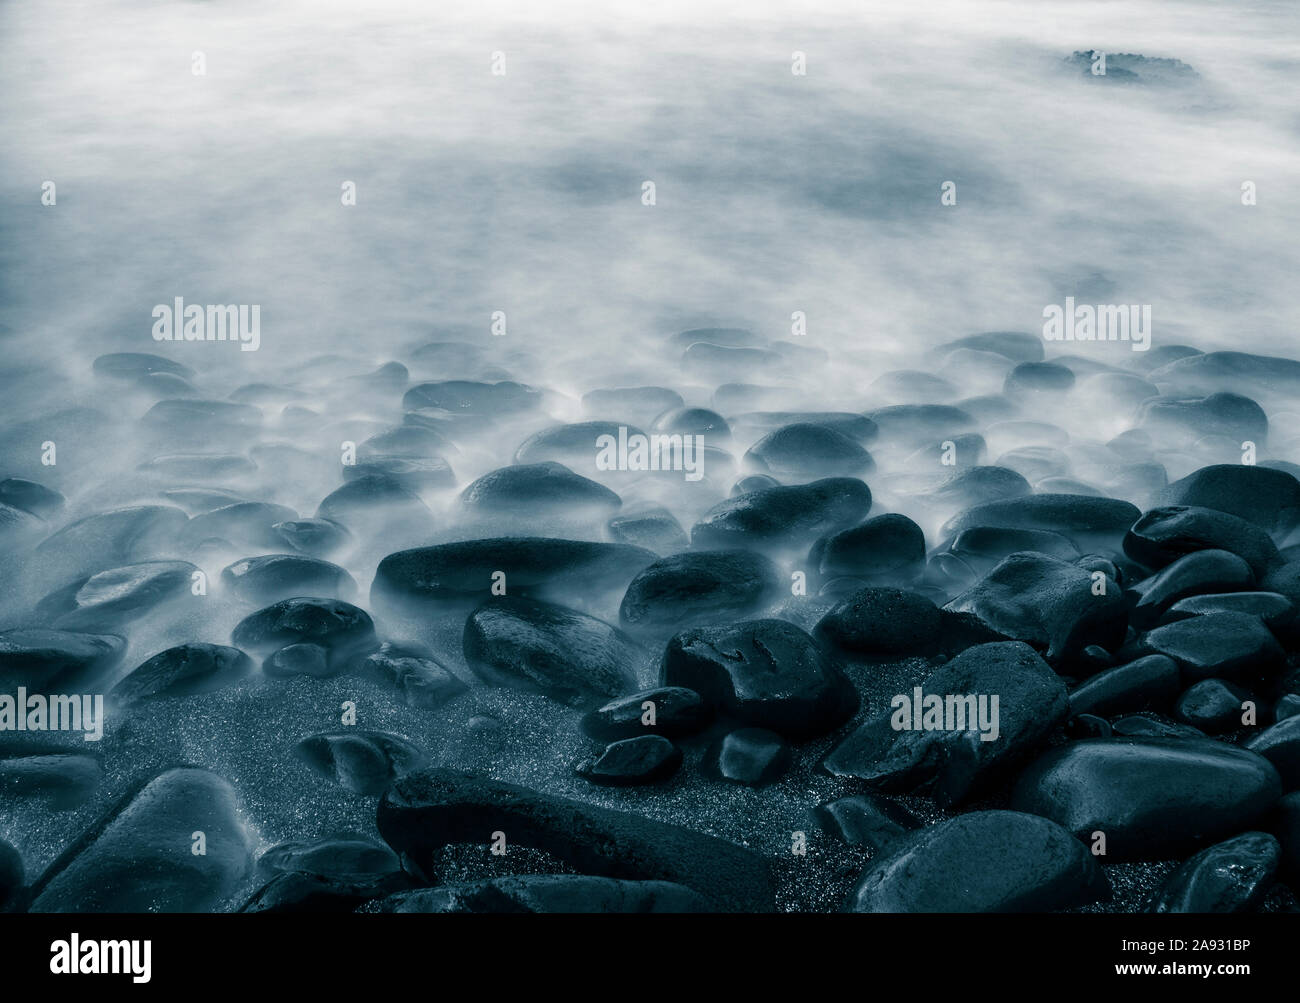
xmin=1142 ymin=612 xmax=1285 ymax=681
xmin=845 ymin=810 xmax=1108 ymax=913
xmin=463 ymin=597 xmax=640 ymax=704
xmin=809 ymin=514 xmax=925 ymax=584
xmin=943 ymin=552 xmax=1126 ymax=664
xmin=111 ymin=643 xmax=253 ymax=705
xmin=744 ymin=423 xmax=874 ymax=478
xmin=221 ymin=554 xmax=356 ymax=605
xmin=661 ymin=619 xmax=856 ymax=738
xmin=1010 ymin=737 xmax=1282 ymax=860
xmin=1068 ymin=655 xmax=1181 ymax=717
xmin=690 ymin=477 xmax=872 ymax=552
xmin=1125 ymin=505 xmax=1281 ymax=578
xmin=1146 ymin=832 xmax=1280 ymax=913
xmin=0 ymin=629 xmax=126 ymax=689
xmin=619 ymin=551 xmax=781 ymax=632
xmin=575 ymin=735 xmax=682 ymax=786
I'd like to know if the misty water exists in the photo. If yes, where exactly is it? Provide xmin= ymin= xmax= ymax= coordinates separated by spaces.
xmin=3 ymin=0 xmax=1300 ymax=913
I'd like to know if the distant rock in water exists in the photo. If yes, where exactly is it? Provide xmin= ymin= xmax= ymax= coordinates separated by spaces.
xmin=1066 ymin=50 xmax=1199 ymax=85
xmin=744 ymin=423 xmax=874 ymax=478
xmin=221 ymin=554 xmax=356 ymax=604
xmin=691 ymin=477 xmax=872 ymax=552
xmin=934 ymin=332 xmax=1044 ymax=363
xmin=402 ymin=379 xmax=540 ymax=414
xmin=92 ymin=352 xmax=194 ymax=382
xmin=372 ymin=537 xmax=656 ymax=610
xmin=461 ymin=462 xmax=622 ymax=518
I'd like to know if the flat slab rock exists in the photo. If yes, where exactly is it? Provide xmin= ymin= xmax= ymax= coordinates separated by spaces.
xmin=376 ymin=768 xmax=774 ymax=912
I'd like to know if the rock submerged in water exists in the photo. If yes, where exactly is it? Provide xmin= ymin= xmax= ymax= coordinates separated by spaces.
xmin=808 ymin=513 xmax=925 ymax=584
xmin=376 ymin=769 xmax=774 ymax=911
xmin=660 ymin=619 xmax=857 ymax=737
xmin=605 ymin=506 xmax=688 ymax=553
xmin=690 ymin=477 xmax=872 ymax=552
xmin=0 ymin=628 xmax=126 ymax=689
xmin=0 ymin=838 xmax=22 ymax=909
xmin=0 ymin=752 xmax=102 ymax=810
xmin=34 ymin=560 xmax=199 ymax=633
xmin=231 ymin=597 xmax=377 ymax=662
xmin=27 ymin=768 xmax=252 ymax=912
xmin=461 ymin=462 xmax=622 ymax=518
xmin=111 ymin=642 xmax=253 ymax=705
xmin=823 ymin=641 xmax=1067 ymax=805
xmin=1010 ymin=737 xmax=1282 ymax=860
xmin=0 ymin=477 xmax=65 ymax=519
xmin=462 ymin=596 xmax=640 ymax=704
xmin=372 ymin=537 xmax=656 ymax=610
xmin=845 ymin=810 xmax=1109 ymax=913
xmin=221 ymin=554 xmax=356 ymax=604
xmin=744 ymin=423 xmax=874 ymax=478
xmin=29 ymin=505 xmax=189 ymax=589
xmin=619 ymin=550 xmax=782 ymax=632
xmin=358 ymin=641 xmax=468 ymax=709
